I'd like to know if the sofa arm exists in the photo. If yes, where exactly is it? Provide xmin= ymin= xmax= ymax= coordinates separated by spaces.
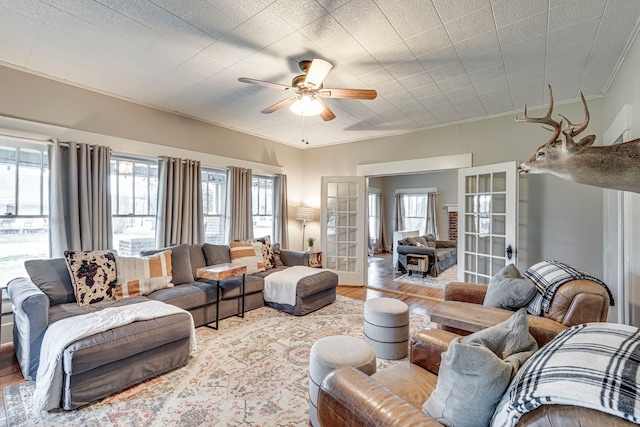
xmin=318 ymin=367 xmax=443 ymax=427
xmin=546 ymin=279 xmax=611 ymax=326
xmin=444 ymin=282 xmax=487 ymax=304
xmin=410 ymin=328 xmax=457 ymax=375
xmin=7 ymin=277 xmax=50 ymax=381
xmin=279 ymin=249 xmax=307 ymax=266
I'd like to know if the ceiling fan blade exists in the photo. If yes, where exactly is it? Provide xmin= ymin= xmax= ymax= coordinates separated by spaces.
xmin=261 ymin=96 xmax=297 ymax=114
xmin=319 ymin=88 xmax=377 ymax=100
xmin=238 ymin=77 xmax=293 ymax=91
xmin=304 ymin=59 xmax=333 ymax=88
xmin=317 ymin=98 xmax=336 ymax=121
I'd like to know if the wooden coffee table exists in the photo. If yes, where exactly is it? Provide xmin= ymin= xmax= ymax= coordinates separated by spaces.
xmin=196 ymin=263 xmax=247 ymax=330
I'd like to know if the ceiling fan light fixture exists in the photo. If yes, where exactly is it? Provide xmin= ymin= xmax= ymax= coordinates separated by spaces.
xmin=289 ymin=95 xmax=324 ymax=116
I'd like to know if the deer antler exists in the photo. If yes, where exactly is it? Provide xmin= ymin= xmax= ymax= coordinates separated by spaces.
xmin=515 ymin=85 xmax=562 ymax=145
xmin=559 ymin=91 xmax=590 ymax=137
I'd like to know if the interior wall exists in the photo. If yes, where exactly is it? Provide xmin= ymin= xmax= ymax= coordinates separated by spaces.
xmin=303 ymin=98 xmax=605 ymax=276
xmin=0 ymin=65 xmax=308 ymax=250
xmin=603 ymin=30 xmax=640 ymax=325
xmin=372 ymin=171 xmax=458 ymax=247
xmin=0 ymin=64 xmax=609 ymax=273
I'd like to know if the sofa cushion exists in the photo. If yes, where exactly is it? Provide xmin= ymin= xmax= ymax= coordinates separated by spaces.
xmin=202 ymin=243 xmax=231 ymax=266
xmin=484 ymin=264 xmax=538 ymax=310
xmin=423 ymin=308 xmax=538 ymax=427
xmin=230 ymin=241 xmax=265 ymax=274
xmin=188 ymin=244 xmax=207 ymax=276
xmin=64 ymin=250 xmax=118 ymax=306
xmin=115 ymin=250 xmax=174 ymax=300
xmin=24 ymin=258 xmax=76 ymax=305
xmin=146 ymin=283 xmax=217 ymax=310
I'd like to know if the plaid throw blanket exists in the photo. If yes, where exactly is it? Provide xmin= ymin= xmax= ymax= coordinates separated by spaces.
xmin=523 ymin=260 xmax=614 ymax=315
xmin=492 ymin=323 xmax=640 ymax=427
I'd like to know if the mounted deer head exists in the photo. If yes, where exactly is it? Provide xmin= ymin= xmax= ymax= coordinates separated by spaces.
xmin=516 ymin=85 xmax=640 ymax=194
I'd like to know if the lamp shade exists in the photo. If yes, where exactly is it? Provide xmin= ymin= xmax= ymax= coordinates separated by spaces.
xmin=295 ymin=206 xmax=314 ymax=222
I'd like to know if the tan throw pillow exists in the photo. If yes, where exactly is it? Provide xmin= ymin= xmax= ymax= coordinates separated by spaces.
xmin=115 ymin=250 xmax=174 ymax=300
xmin=64 ymin=250 xmax=118 ymax=306
xmin=230 ymin=241 xmax=265 ymax=274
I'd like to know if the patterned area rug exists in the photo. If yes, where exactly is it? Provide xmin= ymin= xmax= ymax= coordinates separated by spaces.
xmin=4 ymin=296 xmax=433 ymax=427
xmin=394 ymin=265 xmax=458 ymax=288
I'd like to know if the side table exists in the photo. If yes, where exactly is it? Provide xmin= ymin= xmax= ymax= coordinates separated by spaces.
xmin=196 ymin=264 xmax=247 ymax=330
xmin=406 ymin=253 xmax=429 ymax=277
xmin=307 ymin=251 xmax=322 ymax=268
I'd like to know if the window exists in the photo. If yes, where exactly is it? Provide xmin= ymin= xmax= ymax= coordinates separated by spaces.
xmin=0 ymin=142 xmax=49 ymax=282
xmin=252 ymin=175 xmax=274 ymax=238
xmin=110 ymin=155 xmax=158 ymax=256
xmin=368 ymin=192 xmax=380 ymax=248
xmin=202 ymin=168 xmax=227 ymax=244
xmin=401 ymin=193 xmax=428 ymax=233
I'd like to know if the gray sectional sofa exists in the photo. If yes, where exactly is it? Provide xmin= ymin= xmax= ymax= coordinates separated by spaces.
xmin=395 ymin=234 xmax=457 ymax=277
xmin=8 ymin=242 xmax=338 ymax=410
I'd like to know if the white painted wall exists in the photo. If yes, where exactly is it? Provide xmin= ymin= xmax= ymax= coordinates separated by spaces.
xmin=0 ymin=64 xmax=606 ymax=277
xmin=603 ymin=30 xmax=640 ymax=325
xmin=302 ymin=100 xmax=605 ymax=276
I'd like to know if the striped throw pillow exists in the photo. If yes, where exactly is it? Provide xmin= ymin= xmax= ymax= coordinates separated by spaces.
xmin=115 ymin=250 xmax=173 ymax=300
xmin=230 ymin=241 xmax=265 ymax=274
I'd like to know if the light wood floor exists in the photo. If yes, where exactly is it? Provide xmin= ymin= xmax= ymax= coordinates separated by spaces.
xmin=0 ymin=253 xmax=442 ymax=424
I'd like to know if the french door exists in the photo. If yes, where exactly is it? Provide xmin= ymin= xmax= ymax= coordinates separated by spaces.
xmin=457 ymin=162 xmax=518 ymax=284
xmin=321 ymin=176 xmax=368 ymax=285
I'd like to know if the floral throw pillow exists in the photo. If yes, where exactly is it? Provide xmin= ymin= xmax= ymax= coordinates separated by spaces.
xmin=64 ymin=250 xmax=118 ymax=306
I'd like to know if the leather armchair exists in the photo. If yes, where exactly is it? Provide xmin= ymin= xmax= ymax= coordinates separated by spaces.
xmin=434 ymin=279 xmax=610 ymax=346
xmin=317 ymin=328 xmax=634 ymax=427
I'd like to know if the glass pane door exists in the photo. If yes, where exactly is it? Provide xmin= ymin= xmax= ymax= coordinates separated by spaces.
xmin=458 ymin=162 xmax=517 ymax=284
xmin=321 ymin=176 xmax=367 ymax=285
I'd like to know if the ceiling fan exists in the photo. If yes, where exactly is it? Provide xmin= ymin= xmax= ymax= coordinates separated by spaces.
xmin=238 ymin=58 xmax=377 ymax=121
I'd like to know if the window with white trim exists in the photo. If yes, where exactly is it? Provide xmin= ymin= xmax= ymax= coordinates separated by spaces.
xmin=252 ymin=175 xmax=274 ymax=239
xmin=401 ymin=193 xmax=428 ymax=233
xmin=0 ymin=141 xmax=49 ymax=282
xmin=110 ymin=155 xmax=158 ymax=255
xmin=202 ymin=167 xmax=227 ymax=244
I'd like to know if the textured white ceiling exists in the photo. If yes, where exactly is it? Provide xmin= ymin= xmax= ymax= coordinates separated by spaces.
xmin=1 ymin=0 xmax=639 ymax=148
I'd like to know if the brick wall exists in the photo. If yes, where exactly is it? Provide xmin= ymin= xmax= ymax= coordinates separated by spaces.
xmin=448 ymin=211 xmax=458 ymax=241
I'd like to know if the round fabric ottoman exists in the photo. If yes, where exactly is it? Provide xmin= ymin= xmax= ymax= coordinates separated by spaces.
xmin=363 ymin=297 xmax=410 ymax=360
xmin=308 ymin=335 xmax=377 ymax=427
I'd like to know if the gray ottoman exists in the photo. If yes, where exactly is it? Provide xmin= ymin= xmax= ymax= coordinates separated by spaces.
xmin=264 ymin=270 xmax=338 ymax=315
xmin=363 ymin=297 xmax=410 ymax=360
xmin=308 ymin=335 xmax=377 ymax=427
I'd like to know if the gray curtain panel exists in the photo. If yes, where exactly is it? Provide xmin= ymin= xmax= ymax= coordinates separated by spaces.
xmin=49 ymin=139 xmax=113 ymax=257
xmin=274 ymin=174 xmax=289 ymax=249
xmin=425 ymin=192 xmax=439 ymax=239
xmin=394 ymin=193 xmax=405 ymax=232
xmin=156 ymin=156 xmax=204 ymax=247
xmin=227 ymin=166 xmax=253 ymax=242
xmin=374 ymin=193 xmax=388 ymax=253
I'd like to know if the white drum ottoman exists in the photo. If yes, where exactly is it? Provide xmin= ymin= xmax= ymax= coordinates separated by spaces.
xmin=308 ymin=335 xmax=377 ymax=427
xmin=363 ymin=297 xmax=410 ymax=360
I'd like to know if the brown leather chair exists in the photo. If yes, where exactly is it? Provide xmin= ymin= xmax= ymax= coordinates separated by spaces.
xmin=431 ymin=279 xmax=610 ymax=346
xmin=317 ymin=328 xmax=634 ymax=427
